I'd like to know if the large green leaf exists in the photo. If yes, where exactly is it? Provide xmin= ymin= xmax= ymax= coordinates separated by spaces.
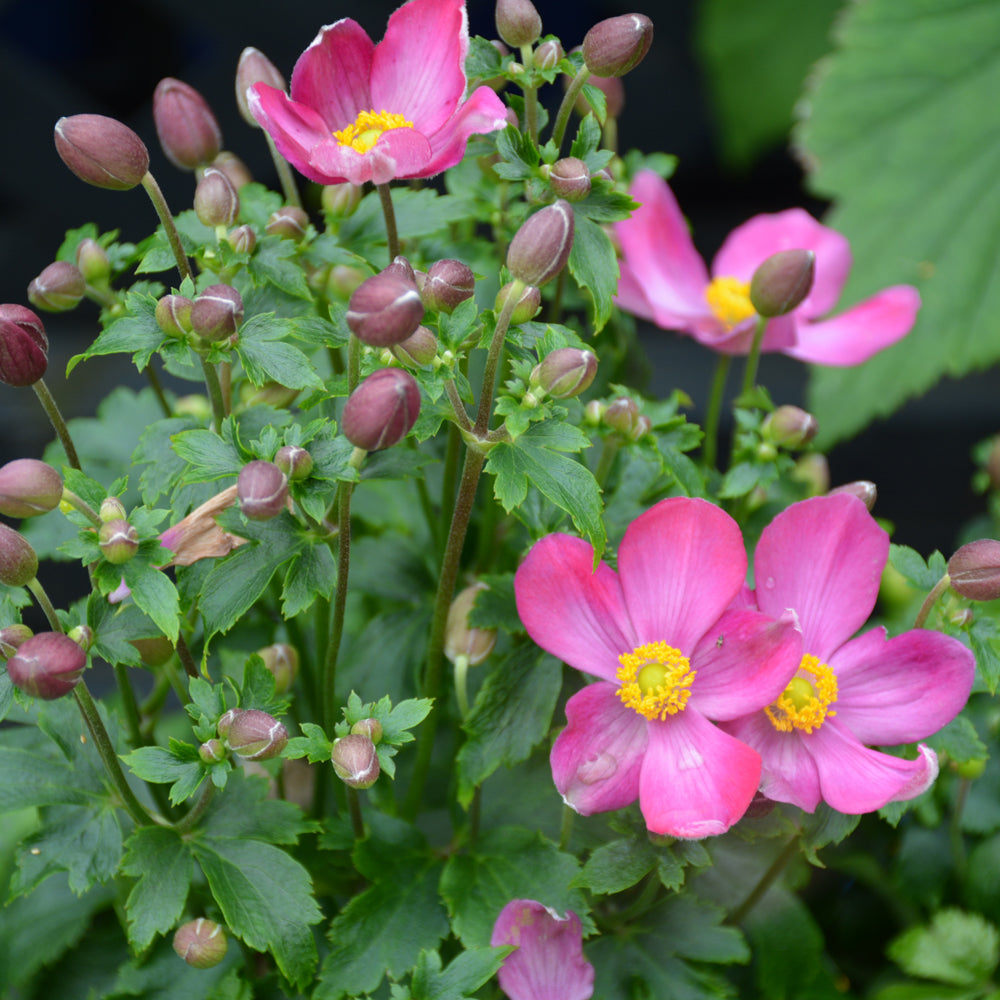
xmin=796 ymin=0 xmax=1000 ymax=442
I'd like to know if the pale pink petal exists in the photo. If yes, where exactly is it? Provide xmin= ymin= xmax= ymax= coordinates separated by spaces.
xmin=614 ymin=260 xmax=658 ymax=323
xmin=617 ymin=497 xmax=746 ymax=654
xmin=689 ymin=609 xmax=802 ymax=721
xmin=108 ymin=577 xmax=131 ymax=604
xmin=551 ymin=682 xmax=647 ymax=815
xmin=372 ymin=0 xmax=468 ymax=134
xmin=491 ymin=900 xmax=594 ymax=1000
xmin=420 ymin=86 xmax=509 ymax=178
xmin=711 ymin=208 xmax=851 ymax=319
xmin=689 ymin=313 xmax=797 ymax=356
xmin=289 ymin=19 xmax=374 ymax=128
xmin=830 ymin=627 xmax=974 ymax=745
xmin=783 ymin=285 xmax=921 ymax=367
xmin=811 ymin=720 xmax=939 ymax=813
xmin=638 ymin=709 xmax=761 ymax=837
xmin=515 ymin=534 xmax=635 ymax=683
xmin=754 ymin=494 xmax=888 ymax=660
xmin=614 ymin=171 xmax=713 ymax=330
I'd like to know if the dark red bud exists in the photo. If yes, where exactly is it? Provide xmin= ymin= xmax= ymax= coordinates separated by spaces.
xmin=533 ymin=347 xmax=598 ymax=398
xmin=506 ymin=200 xmax=574 ymax=286
xmin=346 ymin=271 xmax=424 ymax=347
xmin=237 ymin=460 xmax=288 ymax=521
xmin=331 ymin=734 xmax=380 ymax=788
xmin=54 ymin=114 xmax=150 ymax=190
xmin=549 ymin=157 xmax=591 ymax=202
xmin=28 ymin=261 xmax=86 ymax=312
xmin=828 ymin=480 xmax=877 ymax=511
xmin=495 ymin=282 xmax=541 ymax=324
xmin=173 ymin=919 xmax=228 ymax=969
xmin=265 ymin=206 xmax=309 ymax=241
xmin=7 ymin=632 xmax=86 ymax=699
xmin=190 ymin=284 xmax=243 ymax=341
xmin=99 ymin=518 xmax=139 ymax=564
xmin=274 ymin=445 xmax=313 ymax=481
xmin=236 ymin=47 xmax=287 ymax=127
xmin=534 ymin=39 xmax=564 ymax=70
xmin=948 ymin=540 xmax=1000 ymax=602
xmin=0 ymin=459 xmax=62 ymax=518
xmin=496 ymin=0 xmax=542 ymax=48
xmin=0 ymin=304 xmax=48 ymax=389
xmin=153 ymin=78 xmax=222 ymax=171
xmin=0 ymin=524 xmax=37 ymax=587
xmin=342 ymin=368 xmax=421 ymax=451
xmin=391 ymin=325 xmax=438 ymax=368
xmin=227 ymin=708 xmax=288 ymax=760
xmin=750 ymin=250 xmax=816 ymax=318
xmin=422 ymin=259 xmax=475 ymax=313
xmin=582 ymin=14 xmax=654 ymax=77
xmin=194 ymin=168 xmax=239 ymax=228
xmin=257 ymin=642 xmax=299 ymax=693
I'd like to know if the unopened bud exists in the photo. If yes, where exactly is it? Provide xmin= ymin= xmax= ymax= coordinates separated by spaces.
xmin=350 ymin=717 xmax=383 ymax=744
xmin=99 ymin=518 xmax=139 ymax=564
xmin=227 ymin=708 xmax=288 ymax=760
xmin=632 ymin=415 xmax=652 ymax=441
xmin=54 ymin=114 xmax=150 ymax=190
xmin=948 ymin=540 xmax=1000 ymax=602
xmin=257 ymin=642 xmax=299 ymax=694
xmin=506 ymin=201 xmax=574 ymax=286
xmin=791 ymin=453 xmax=830 ymax=496
xmin=155 ymin=294 xmax=193 ymax=337
xmin=582 ymin=14 xmax=654 ymax=77
xmin=75 ymin=238 xmax=111 ymax=285
xmin=0 ymin=305 xmax=48 ymax=387
xmin=750 ymin=250 xmax=815 ymax=318
xmin=238 ymin=460 xmax=288 ymax=521
xmin=346 ymin=270 xmax=424 ymax=347
xmin=391 ymin=325 xmax=438 ymax=367
xmin=331 ymin=734 xmax=380 ymax=788
xmin=129 ymin=635 xmax=174 ymax=666
xmin=384 ymin=255 xmax=417 ymax=284
xmin=0 ymin=624 xmax=33 ymax=660
xmin=342 ymin=369 xmax=421 ymax=451
xmin=603 ymin=396 xmax=639 ymax=435
xmin=495 ymin=282 xmax=541 ymax=324
xmin=190 ymin=285 xmax=243 ymax=341
xmin=265 ymin=206 xmax=309 ymax=241
xmin=322 ymin=183 xmax=363 ymax=218
xmin=534 ymin=39 xmax=564 ymax=70
xmin=0 ymin=459 xmax=62 ymax=518
xmin=226 ymin=224 xmax=257 ymax=255
xmin=549 ymin=157 xmax=591 ymax=202
xmin=211 ymin=150 xmax=254 ymax=190
xmin=199 ymin=738 xmax=227 ymax=763
xmin=828 ymin=480 xmax=877 ymax=511
xmin=28 ymin=261 xmax=86 ymax=312
xmin=67 ymin=624 xmax=94 ymax=652
xmin=153 ymin=78 xmax=222 ymax=170
xmin=194 ymin=168 xmax=239 ymax=228
xmin=762 ymin=405 xmax=818 ymax=449
xmin=496 ymin=0 xmax=542 ymax=48
xmin=7 ymin=632 xmax=86 ymax=699
xmin=444 ymin=583 xmax=497 ymax=666
xmin=0 ymin=524 xmax=37 ymax=587
xmin=328 ymin=265 xmax=368 ymax=299
xmin=274 ymin=445 xmax=313 ymax=481
xmin=532 ymin=348 xmax=597 ymax=399
xmin=422 ymin=259 xmax=475 ymax=313
xmin=173 ymin=919 xmax=228 ymax=969
xmin=236 ymin=47 xmax=287 ymax=127
xmin=217 ymin=708 xmax=240 ymax=740
xmin=245 ymin=381 xmax=299 ymax=409
xmin=951 ymin=608 xmax=974 ymax=629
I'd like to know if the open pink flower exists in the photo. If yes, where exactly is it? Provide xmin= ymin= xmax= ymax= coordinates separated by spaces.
xmin=722 ymin=494 xmax=975 ymax=814
xmin=515 ymin=497 xmax=802 ymax=838
xmin=614 ymin=170 xmax=920 ymax=365
xmin=491 ymin=899 xmax=594 ymax=1000
xmin=247 ymin=0 xmax=508 ymax=186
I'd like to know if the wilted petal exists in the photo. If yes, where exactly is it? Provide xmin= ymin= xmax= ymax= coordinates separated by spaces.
xmin=290 ymin=19 xmax=374 ymax=127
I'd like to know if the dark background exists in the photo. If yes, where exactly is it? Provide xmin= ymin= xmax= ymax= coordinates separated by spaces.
xmin=0 ymin=0 xmax=995 ymax=555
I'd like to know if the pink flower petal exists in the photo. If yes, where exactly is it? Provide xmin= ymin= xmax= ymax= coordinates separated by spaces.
xmin=615 ymin=260 xmax=658 ymax=323
xmin=753 ymin=494 xmax=888 ymax=660
xmin=783 ymin=285 xmax=921 ymax=367
xmin=515 ymin=534 xmax=635 ymax=682
xmin=290 ymin=19 xmax=374 ymax=129
xmin=689 ymin=609 xmax=802 ymax=721
xmin=550 ymin=682 xmax=647 ymax=816
xmin=638 ymin=709 xmax=761 ymax=837
xmin=420 ymin=85 xmax=509 ymax=178
xmin=830 ymin=626 xmax=974 ymax=745
xmin=689 ymin=313 xmax=798 ymax=356
xmin=491 ymin=900 xmax=594 ymax=1000
xmin=617 ymin=497 xmax=746 ymax=654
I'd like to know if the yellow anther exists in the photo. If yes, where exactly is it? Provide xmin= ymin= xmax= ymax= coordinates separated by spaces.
xmin=765 ymin=653 xmax=838 ymax=734
xmin=616 ymin=641 xmax=696 ymax=721
xmin=705 ymin=275 xmax=756 ymax=328
xmin=333 ymin=110 xmax=414 ymax=153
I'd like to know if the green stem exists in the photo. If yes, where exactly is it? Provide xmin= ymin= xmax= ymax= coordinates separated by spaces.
xmin=559 ymin=803 xmax=575 ymax=851
xmin=32 ymin=379 xmax=81 ymax=470
xmin=519 ymin=45 xmax=540 ymax=143
xmin=143 ymin=363 xmax=172 ymax=418
xmin=347 ymin=787 xmax=365 ymax=839
xmin=61 ymin=489 xmax=101 ymax=526
xmin=199 ymin=358 xmax=227 ymax=431
xmin=915 ymin=575 xmax=951 ymax=628
xmin=26 ymin=578 xmax=62 ymax=631
xmin=439 ymin=423 xmax=461 ymax=560
xmin=702 ymin=355 xmax=732 ymax=470
xmin=475 ymin=280 xmax=522 ymax=435
xmin=376 ymin=183 xmax=400 ymax=262
xmin=740 ymin=315 xmax=769 ymax=398
xmin=454 ymin=655 xmax=471 ymax=720
xmin=114 ymin=663 xmax=144 ymax=748
xmin=175 ymin=633 xmax=199 ymax=680
xmin=174 ymin=782 xmax=215 ymax=834
xmin=140 ymin=172 xmax=193 ymax=284
xmin=550 ymin=65 xmax=591 ymax=153
xmin=593 ymin=437 xmax=620 ymax=488
xmin=727 ymin=835 xmax=800 ymax=925
xmin=445 ymin=379 xmax=473 ymax=431
xmin=264 ymin=132 xmax=302 ymax=209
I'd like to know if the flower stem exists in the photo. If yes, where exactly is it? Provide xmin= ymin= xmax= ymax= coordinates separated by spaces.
xmin=702 ymin=354 xmax=732 ymax=470
xmin=174 ymin=781 xmax=215 ymax=834
xmin=26 ymin=578 xmax=62 ymax=632
xmin=61 ymin=489 xmax=101 ymax=526
xmin=915 ymin=575 xmax=951 ymax=628
xmin=32 ymin=379 xmax=81 ymax=470
xmin=559 ymin=803 xmax=575 ymax=851
xmin=376 ymin=183 xmax=400 ymax=262
xmin=454 ymin=655 xmax=471 ymax=720
xmin=550 ymin=65 xmax=591 ymax=153
xmin=140 ymin=171 xmax=193 ymax=284
xmin=175 ymin=633 xmax=200 ymax=679
xmin=475 ymin=280 xmax=522 ymax=434
xmin=264 ymin=132 xmax=303 ymax=209
xmin=114 ymin=662 xmax=144 ymax=748
xmin=199 ymin=357 xmax=227 ymax=430
xmin=740 ymin=315 xmax=769 ymax=398
xmin=519 ymin=46 xmax=540 ymax=143
xmin=143 ymin=363 xmax=173 ymax=418
xmin=347 ymin=787 xmax=365 ymax=839
xmin=593 ymin=437 xmax=620 ymax=487
xmin=726 ymin=835 xmax=800 ymax=925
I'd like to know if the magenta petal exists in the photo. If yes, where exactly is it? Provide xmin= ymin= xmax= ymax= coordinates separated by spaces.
xmin=614 ymin=260 xmax=658 ymax=323
xmin=754 ymin=494 xmax=888 ymax=660
xmin=690 ymin=609 xmax=802 ymax=721
xmin=784 ymin=285 xmax=921 ymax=367
xmin=550 ymin=683 xmax=647 ymax=816
xmin=420 ymin=85 xmax=509 ymax=178
xmin=515 ymin=534 xmax=635 ymax=682
xmin=290 ymin=19 xmax=374 ymax=128
xmin=831 ymin=627 xmax=974 ymax=745
xmin=492 ymin=900 xmax=594 ymax=1000
xmin=617 ymin=497 xmax=746 ymax=654
xmin=639 ymin=710 xmax=761 ymax=838
xmin=248 ymin=85 xmax=340 ymax=185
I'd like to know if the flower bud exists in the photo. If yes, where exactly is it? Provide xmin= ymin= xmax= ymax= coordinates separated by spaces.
xmin=0 ymin=459 xmax=63 ymax=518
xmin=322 ymin=182 xmax=363 ymax=218
xmin=391 ymin=325 xmax=438 ymax=368
xmin=245 ymin=381 xmax=299 ymax=409
xmin=226 ymin=224 xmax=257 ymax=255
xmin=534 ymin=39 xmax=564 ymax=71
xmin=199 ymin=738 xmax=227 ymax=763
xmin=75 ymin=238 xmax=111 ymax=285
xmin=153 ymin=78 xmax=222 ymax=170
xmin=422 ymin=259 xmax=475 ymax=313
xmin=265 ymin=206 xmax=309 ymax=241
xmin=350 ymin=717 xmax=383 ymax=744
xmin=584 ymin=399 xmax=606 ymax=425
xmin=328 ymin=264 xmax=368 ymax=299
xmin=603 ymin=396 xmax=639 ymax=435
xmin=632 ymin=415 xmax=652 ymax=441
xmin=274 ymin=445 xmax=313 ymax=481
xmin=828 ymin=480 xmax=877 ymax=511
xmin=7 ymin=632 xmax=86 ymax=699
xmin=194 ymin=168 xmax=239 ymax=228
xmin=211 ymin=150 xmax=254 ymax=190
xmin=227 ymin=708 xmax=288 ymax=760
xmin=190 ymin=285 xmax=243 ymax=341
xmin=444 ymin=583 xmax=497 ymax=666
xmin=346 ymin=270 xmax=424 ymax=347
xmin=762 ymin=405 xmax=818 ymax=450
xmin=54 ymin=114 xmax=150 ymax=190
xmin=951 ymin=608 xmax=974 ymax=629
xmin=495 ymin=0 xmax=542 ymax=48
xmin=235 ymin=47 xmax=287 ymax=127
xmin=506 ymin=201 xmax=574 ymax=286
xmin=237 ymin=460 xmax=288 ymax=521
xmin=532 ymin=348 xmax=597 ymax=399
xmin=217 ymin=708 xmax=240 ymax=740
xmin=331 ymin=734 xmax=380 ymax=789
xmin=28 ymin=261 xmax=86 ymax=312
xmin=384 ymin=255 xmax=417 ymax=284
xmin=549 ymin=158 xmax=591 ymax=203
xmin=257 ymin=642 xmax=299 ymax=694
xmin=67 ymin=624 xmax=94 ymax=652
xmin=750 ymin=250 xmax=816 ymax=318
xmin=155 ymin=294 xmax=193 ymax=337
xmin=582 ymin=14 xmax=654 ymax=77
xmin=0 ymin=524 xmax=37 ymax=587
xmin=948 ymin=540 xmax=1000 ymax=602
xmin=791 ymin=453 xmax=830 ymax=496
xmin=173 ymin=919 xmax=228 ymax=969
xmin=342 ymin=368 xmax=421 ymax=451
xmin=99 ymin=518 xmax=139 ymax=564
xmin=129 ymin=635 xmax=175 ymax=666
xmin=0 ymin=305 xmax=48 ymax=386
xmin=495 ymin=282 xmax=541 ymax=324
xmin=0 ymin=624 xmax=33 ymax=660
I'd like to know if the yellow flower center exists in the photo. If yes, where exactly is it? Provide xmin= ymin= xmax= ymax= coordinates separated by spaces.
xmin=616 ymin=641 xmax=696 ymax=721
xmin=765 ymin=653 xmax=838 ymax=734
xmin=705 ymin=276 xmax=756 ymax=328
xmin=333 ymin=109 xmax=414 ymax=153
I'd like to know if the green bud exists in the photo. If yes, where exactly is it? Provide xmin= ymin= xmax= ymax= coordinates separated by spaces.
xmin=350 ymin=717 xmax=383 ymax=744
xmin=495 ymin=282 xmax=541 ymax=324
xmin=75 ymin=238 xmax=111 ymax=285
xmin=495 ymin=0 xmax=542 ymax=48
xmin=256 ymin=642 xmax=299 ymax=693
xmin=99 ymin=518 xmax=139 ymax=564
xmin=99 ymin=496 xmax=127 ymax=522
xmin=274 ymin=445 xmax=313 ymax=482
xmin=761 ymin=405 xmax=818 ymax=449
xmin=532 ymin=348 xmax=597 ymax=399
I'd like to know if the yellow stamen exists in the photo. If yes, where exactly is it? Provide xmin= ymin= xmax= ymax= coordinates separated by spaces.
xmin=705 ymin=275 xmax=756 ymax=328
xmin=765 ymin=653 xmax=838 ymax=734
xmin=333 ymin=109 xmax=414 ymax=153
xmin=616 ymin=641 xmax=696 ymax=721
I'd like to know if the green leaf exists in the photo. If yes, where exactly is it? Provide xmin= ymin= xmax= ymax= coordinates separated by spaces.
xmin=797 ymin=0 xmax=1000 ymax=443
xmin=888 ymin=909 xmax=999 ymax=987
xmin=199 ymin=769 xmax=312 ymax=845
xmin=121 ymin=826 xmax=194 ymax=951
xmin=567 ymin=213 xmax=618 ymax=332
xmin=121 ymin=558 xmax=180 ymax=643
xmin=410 ymin=946 xmax=512 ymax=1000
xmin=281 ymin=544 xmax=337 ymax=618
xmin=66 ymin=291 xmax=167 ymax=375
xmin=248 ymin=236 xmax=312 ymax=299
xmin=235 ymin=313 xmax=324 ymax=390
xmin=890 ymin=544 xmax=946 ymax=591
xmin=572 ymin=837 xmax=657 ymax=895
xmin=122 ymin=745 xmax=205 ymax=805
xmin=170 ymin=426 xmax=244 ymax=481
xmin=927 ymin=714 xmax=988 ymax=764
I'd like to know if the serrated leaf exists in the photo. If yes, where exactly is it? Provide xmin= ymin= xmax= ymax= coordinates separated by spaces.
xmin=410 ymin=946 xmax=511 ymax=1000
xmin=121 ymin=558 xmax=180 ymax=642
xmin=248 ymin=237 xmax=312 ymax=299
xmin=890 ymin=544 xmax=944 ymax=591
xmin=170 ymin=427 xmax=244 ymax=481
xmin=888 ymin=909 xmax=999 ymax=987
xmin=573 ymin=837 xmax=657 ymax=895
xmin=121 ymin=826 xmax=194 ymax=951
xmin=567 ymin=213 xmax=618 ymax=332
xmin=67 ymin=291 xmax=167 ymax=375
xmin=927 ymin=714 xmax=987 ymax=764
xmin=281 ymin=544 xmax=337 ymax=619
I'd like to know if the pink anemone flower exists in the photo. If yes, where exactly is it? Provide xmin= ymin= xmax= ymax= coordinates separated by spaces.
xmin=491 ymin=899 xmax=594 ymax=1000
xmin=514 ymin=497 xmax=802 ymax=839
xmin=614 ymin=170 xmax=920 ymax=366
xmin=722 ymin=494 xmax=975 ymax=814
xmin=247 ymin=0 xmax=508 ymax=186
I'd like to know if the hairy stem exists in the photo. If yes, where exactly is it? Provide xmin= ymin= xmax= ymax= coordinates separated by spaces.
xmin=32 ymin=379 xmax=81 ymax=470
